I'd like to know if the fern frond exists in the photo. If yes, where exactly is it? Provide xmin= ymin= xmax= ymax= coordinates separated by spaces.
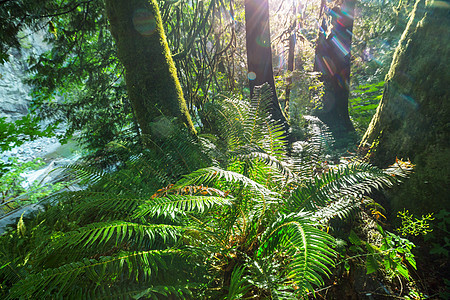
xmin=8 ymin=249 xmax=183 ymax=299
xmin=312 ymin=196 xmax=367 ymax=224
xmin=258 ymin=212 xmax=336 ymax=296
xmin=133 ymin=195 xmax=232 ymax=219
xmin=261 ymin=117 xmax=287 ymax=158
xmin=245 ymin=84 xmax=272 ymax=145
xmin=232 ymin=145 xmax=295 ymax=180
xmin=206 ymin=97 xmax=247 ymax=150
xmin=64 ymin=164 xmax=135 ymax=193
xmin=303 ymin=115 xmax=334 ymax=154
xmin=68 ymin=193 xmax=146 ymax=220
xmin=174 ymin=167 xmax=279 ymax=198
xmin=0 ymin=259 xmax=23 ymax=288
xmin=225 ymin=265 xmax=251 ymax=300
xmin=82 ymin=283 xmax=196 ymax=299
xmin=287 ymin=163 xmax=405 ymax=211
xmin=42 ymin=222 xmax=182 ymax=259
xmin=246 ymin=257 xmax=288 ymax=300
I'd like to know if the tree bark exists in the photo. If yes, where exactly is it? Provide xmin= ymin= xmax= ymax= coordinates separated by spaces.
xmin=284 ymin=1 xmax=297 ymax=117
xmin=360 ymin=0 xmax=450 ymax=213
xmin=244 ymin=0 xmax=287 ymax=125
xmin=105 ymin=0 xmax=196 ymax=139
xmin=314 ymin=0 xmax=355 ymax=140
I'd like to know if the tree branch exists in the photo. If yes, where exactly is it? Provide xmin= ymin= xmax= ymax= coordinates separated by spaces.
xmin=26 ymin=1 xmax=93 ymax=19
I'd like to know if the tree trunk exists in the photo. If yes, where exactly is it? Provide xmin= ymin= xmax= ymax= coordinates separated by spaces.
xmin=360 ymin=0 xmax=450 ymax=213
xmin=314 ymin=0 xmax=355 ymax=140
xmin=284 ymin=1 xmax=296 ymax=117
xmin=244 ymin=0 xmax=287 ymax=125
xmin=105 ymin=0 xmax=196 ymax=139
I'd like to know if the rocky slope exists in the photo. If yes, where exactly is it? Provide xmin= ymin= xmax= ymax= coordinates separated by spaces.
xmin=0 ymin=29 xmax=49 ymax=121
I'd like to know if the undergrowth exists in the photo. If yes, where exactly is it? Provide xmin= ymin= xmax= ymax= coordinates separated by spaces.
xmin=0 ymin=85 xmax=413 ymax=299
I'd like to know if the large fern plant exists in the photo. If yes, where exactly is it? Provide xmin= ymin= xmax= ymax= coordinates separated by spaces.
xmin=0 ymin=85 xmax=411 ymax=299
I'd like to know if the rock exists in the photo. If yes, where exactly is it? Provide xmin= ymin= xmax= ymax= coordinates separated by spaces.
xmin=0 ymin=28 xmax=50 ymax=121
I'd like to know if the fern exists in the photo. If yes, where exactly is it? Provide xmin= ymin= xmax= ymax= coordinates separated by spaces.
xmin=286 ymin=163 xmax=408 ymax=211
xmin=0 ymin=87 xmax=413 ymax=299
xmin=40 ymin=221 xmax=182 ymax=259
xmin=134 ymin=195 xmax=233 ymax=219
xmin=232 ymin=145 xmax=295 ymax=180
xmin=78 ymin=283 xmax=195 ymax=300
xmin=8 ymin=249 xmax=186 ymax=299
xmin=257 ymin=212 xmax=335 ymax=296
xmin=174 ymin=166 xmax=279 ymax=198
xmin=224 ymin=265 xmax=251 ymax=300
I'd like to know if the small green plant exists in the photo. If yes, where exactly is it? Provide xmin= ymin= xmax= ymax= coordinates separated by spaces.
xmin=374 ymin=224 xmax=417 ymax=279
xmin=397 ymin=209 xmax=434 ymax=237
xmin=347 ymin=224 xmax=416 ymax=280
xmin=404 ymin=289 xmax=426 ymax=300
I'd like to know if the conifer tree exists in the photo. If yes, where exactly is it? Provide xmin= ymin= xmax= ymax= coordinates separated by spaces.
xmin=105 ymin=0 xmax=196 ymax=139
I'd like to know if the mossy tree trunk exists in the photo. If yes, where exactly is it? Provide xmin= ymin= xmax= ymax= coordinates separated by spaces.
xmin=314 ymin=0 xmax=356 ymax=141
xmin=360 ymin=0 xmax=450 ymax=213
xmin=105 ymin=0 xmax=196 ymax=139
xmin=244 ymin=0 xmax=287 ymax=127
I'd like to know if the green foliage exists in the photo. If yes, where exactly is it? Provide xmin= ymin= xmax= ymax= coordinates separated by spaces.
xmin=0 ymin=157 xmax=70 ymax=229
xmin=0 ymin=126 xmax=212 ymax=299
xmin=0 ymin=116 xmax=58 ymax=152
xmin=376 ymin=225 xmax=416 ymax=279
xmin=0 ymin=88 xmax=412 ymax=298
xmin=224 ymin=266 xmax=251 ymax=300
xmin=0 ymin=0 xmax=426 ymax=296
xmin=25 ymin=7 xmax=134 ymax=157
xmin=1 ymin=0 xmax=239 ymax=160
xmin=0 ymin=157 xmax=68 ymax=206
xmin=425 ymin=209 xmax=450 ymax=258
xmin=0 ymin=158 xmax=43 ymax=202
xmin=397 ymin=209 xmax=434 ymax=237
xmin=274 ymin=70 xmax=324 ymax=141
xmin=258 ymin=213 xmax=335 ymax=294
xmin=0 ymin=0 xmax=137 ymax=158
xmin=349 ymin=81 xmax=384 ymax=136
xmin=0 ymin=0 xmax=49 ymax=62
xmin=346 ymin=224 xmax=417 ymax=280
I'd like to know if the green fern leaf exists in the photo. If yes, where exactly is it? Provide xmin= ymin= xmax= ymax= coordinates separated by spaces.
xmin=134 ymin=195 xmax=232 ymax=219
xmin=258 ymin=212 xmax=336 ymax=296
xmin=8 ymin=249 xmax=183 ymax=299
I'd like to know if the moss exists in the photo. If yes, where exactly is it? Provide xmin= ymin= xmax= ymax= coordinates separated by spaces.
xmin=105 ymin=0 xmax=196 ymax=138
xmin=359 ymin=0 xmax=450 ymax=214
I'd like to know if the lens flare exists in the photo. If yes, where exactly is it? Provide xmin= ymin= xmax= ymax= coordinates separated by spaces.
xmin=277 ymin=45 xmax=286 ymax=70
xmin=133 ymin=9 xmax=156 ymax=36
xmin=431 ymin=0 xmax=450 ymax=7
xmin=331 ymin=36 xmax=349 ymax=56
xmin=255 ymin=33 xmax=270 ymax=48
xmin=401 ymin=94 xmax=418 ymax=109
xmin=322 ymin=56 xmax=336 ymax=76
xmin=247 ymin=72 xmax=257 ymax=80
xmin=336 ymin=74 xmax=348 ymax=89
